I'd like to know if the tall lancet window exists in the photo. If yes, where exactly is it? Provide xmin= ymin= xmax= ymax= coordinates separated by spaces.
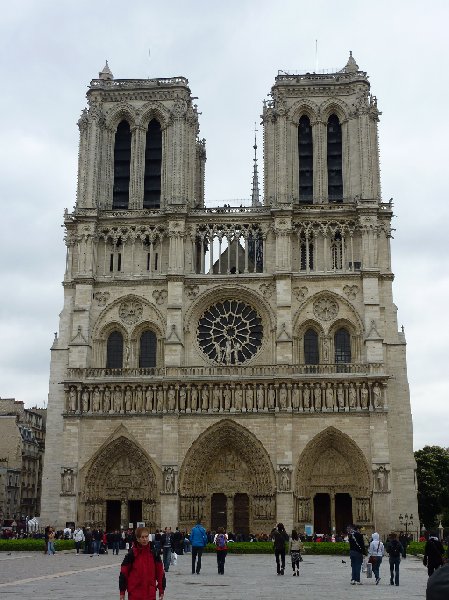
xmin=298 ymin=115 xmax=313 ymax=203
xmin=327 ymin=114 xmax=343 ymax=202
xmin=106 ymin=331 xmax=124 ymax=369
xmin=112 ymin=120 xmax=131 ymax=209
xmin=144 ymin=119 xmax=162 ymax=209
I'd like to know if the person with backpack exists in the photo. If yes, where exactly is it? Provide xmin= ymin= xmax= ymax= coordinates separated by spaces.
xmin=119 ymin=526 xmax=165 ymax=600
xmin=348 ymin=524 xmax=366 ymax=585
xmin=367 ymin=532 xmax=385 ymax=584
xmin=190 ymin=519 xmax=208 ymax=574
xmin=386 ymin=532 xmax=404 ymax=586
xmin=272 ymin=522 xmax=289 ymax=575
xmin=214 ymin=527 xmax=228 ymax=574
xmin=289 ymin=529 xmax=305 ymax=576
xmin=424 ymin=534 xmax=445 ymax=577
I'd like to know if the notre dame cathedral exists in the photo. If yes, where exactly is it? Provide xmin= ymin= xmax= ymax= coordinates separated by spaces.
xmin=40 ymin=53 xmax=418 ymax=536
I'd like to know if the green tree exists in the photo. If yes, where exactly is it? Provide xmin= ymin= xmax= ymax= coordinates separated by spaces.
xmin=414 ymin=446 xmax=449 ymax=529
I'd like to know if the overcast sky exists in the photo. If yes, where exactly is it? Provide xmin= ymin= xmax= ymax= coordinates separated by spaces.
xmin=0 ymin=0 xmax=448 ymax=450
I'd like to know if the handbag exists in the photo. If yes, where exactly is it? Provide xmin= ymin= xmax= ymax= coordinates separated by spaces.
xmin=170 ymin=551 xmax=178 ymax=566
xmin=368 ymin=555 xmax=377 ymax=565
xmin=366 ymin=562 xmax=373 ymax=578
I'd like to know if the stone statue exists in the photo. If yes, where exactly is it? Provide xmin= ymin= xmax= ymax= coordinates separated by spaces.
xmin=223 ymin=385 xmax=231 ymax=411
xmin=167 ymin=386 xmax=176 ymax=411
xmin=376 ymin=466 xmax=388 ymax=492
xmin=257 ymin=385 xmax=265 ymax=410
xmin=125 ymin=387 xmax=133 ymax=412
xmin=291 ymin=384 xmax=300 ymax=410
xmin=114 ymin=387 xmax=123 ymax=412
xmin=279 ymin=468 xmax=290 ymax=491
xmin=62 ymin=469 xmax=74 ymax=493
xmin=373 ymin=383 xmax=382 ymax=408
xmin=267 ymin=385 xmax=275 ymax=410
xmin=201 ymin=386 xmax=209 ymax=410
xmin=156 ymin=387 xmax=164 ymax=412
xmin=103 ymin=387 xmax=111 ymax=412
xmin=349 ymin=383 xmax=357 ymax=409
xmin=191 ymin=386 xmax=198 ymax=411
xmin=179 ymin=386 xmax=186 ymax=411
xmin=337 ymin=383 xmax=345 ymax=409
xmin=361 ymin=384 xmax=369 ymax=409
xmin=92 ymin=387 xmax=101 ymax=412
xmin=234 ymin=385 xmax=243 ymax=411
xmin=245 ymin=385 xmax=254 ymax=411
xmin=314 ymin=383 xmax=322 ymax=411
xmin=303 ymin=385 xmax=310 ymax=410
xmin=325 ymin=383 xmax=334 ymax=410
xmin=81 ymin=389 xmax=89 ymax=412
xmin=145 ymin=386 xmax=153 ymax=412
xmin=135 ymin=386 xmax=143 ymax=412
xmin=212 ymin=386 xmax=221 ymax=411
xmin=165 ymin=468 xmax=175 ymax=493
xmin=69 ymin=387 xmax=77 ymax=412
xmin=225 ymin=339 xmax=232 ymax=364
xmin=279 ymin=383 xmax=288 ymax=410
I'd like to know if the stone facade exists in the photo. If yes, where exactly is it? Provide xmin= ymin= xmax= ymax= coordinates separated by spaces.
xmin=40 ymin=55 xmax=418 ymax=536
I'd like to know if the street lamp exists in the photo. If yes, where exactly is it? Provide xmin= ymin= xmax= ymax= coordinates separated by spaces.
xmin=398 ymin=513 xmax=413 ymax=535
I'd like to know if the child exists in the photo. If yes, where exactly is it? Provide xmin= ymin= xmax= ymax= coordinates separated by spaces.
xmin=289 ymin=530 xmax=304 ymax=576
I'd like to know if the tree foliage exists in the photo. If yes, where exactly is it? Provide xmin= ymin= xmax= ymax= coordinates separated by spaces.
xmin=415 ymin=445 xmax=449 ymax=529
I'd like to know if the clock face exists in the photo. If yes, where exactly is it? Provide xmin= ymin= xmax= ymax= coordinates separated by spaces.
xmin=197 ymin=299 xmax=263 ymax=365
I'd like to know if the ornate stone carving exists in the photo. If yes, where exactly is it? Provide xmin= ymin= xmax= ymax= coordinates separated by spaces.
xmin=343 ymin=285 xmax=359 ymax=300
xmin=119 ymin=299 xmax=143 ymax=325
xmin=152 ymin=289 xmax=168 ymax=305
xmin=61 ymin=467 xmax=75 ymax=495
xmin=356 ymin=497 xmax=371 ymax=522
xmin=293 ymin=286 xmax=308 ymax=301
xmin=313 ymin=297 xmax=339 ymax=321
xmin=259 ymin=282 xmax=275 ymax=299
xmin=278 ymin=466 xmax=292 ymax=491
xmin=94 ymin=291 xmax=110 ymax=307
xmin=163 ymin=467 xmax=176 ymax=494
xmin=374 ymin=465 xmax=389 ymax=492
xmin=185 ymin=284 xmax=200 ymax=300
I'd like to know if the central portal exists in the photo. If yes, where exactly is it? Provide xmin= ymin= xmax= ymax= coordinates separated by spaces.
xmin=211 ymin=493 xmax=227 ymax=531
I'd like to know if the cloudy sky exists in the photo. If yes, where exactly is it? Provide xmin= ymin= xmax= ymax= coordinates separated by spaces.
xmin=1 ymin=0 xmax=448 ymax=450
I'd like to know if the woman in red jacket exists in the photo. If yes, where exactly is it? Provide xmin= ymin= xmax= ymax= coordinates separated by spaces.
xmin=119 ymin=527 xmax=165 ymax=600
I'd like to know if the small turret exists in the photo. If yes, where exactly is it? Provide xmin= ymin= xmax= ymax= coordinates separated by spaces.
xmin=98 ymin=60 xmax=114 ymax=80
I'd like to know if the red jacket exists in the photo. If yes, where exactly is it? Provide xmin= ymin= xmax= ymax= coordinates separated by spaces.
xmin=119 ymin=543 xmax=165 ymax=600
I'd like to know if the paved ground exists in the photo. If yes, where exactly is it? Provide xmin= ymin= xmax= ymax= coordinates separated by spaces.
xmin=0 ymin=550 xmax=429 ymax=599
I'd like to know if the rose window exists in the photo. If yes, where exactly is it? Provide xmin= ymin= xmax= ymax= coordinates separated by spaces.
xmin=197 ymin=300 xmax=263 ymax=364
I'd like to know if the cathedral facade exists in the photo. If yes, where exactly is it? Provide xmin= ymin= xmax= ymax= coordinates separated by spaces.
xmin=40 ymin=54 xmax=418 ymax=536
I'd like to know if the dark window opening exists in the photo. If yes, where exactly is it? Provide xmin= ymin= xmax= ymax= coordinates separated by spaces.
xmin=113 ymin=121 xmax=131 ymax=209
xmin=139 ymin=330 xmax=157 ymax=368
xmin=300 ymin=241 xmax=314 ymax=271
xmin=117 ymin=253 xmax=122 ymax=272
xmin=154 ymin=252 xmax=158 ymax=271
xmin=106 ymin=331 xmax=123 ymax=369
xmin=147 ymin=253 xmax=151 ymax=271
xmin=304 ymin=329 xmax=319 ymax=364
xmin=335 ymin=328 xmax=351 ymax=363
xmin=109 ymin=254 xmax=114 ymax=272
xmin=144 ymin=119 xmax=162 ymax=209
xmin=298 ymin=115 xmax=313 ymax=203
xmin=327 ymin=114 xmax=343 ymax=202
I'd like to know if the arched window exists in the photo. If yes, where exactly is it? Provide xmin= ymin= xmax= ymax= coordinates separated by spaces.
xmin=298 ymin=115 xmax=313 ymax=203
xmin=335 ymin=328 xmax=351 ymax=363
xmin=300 ymin=236 xmax=314 ymax=271
xmin=139 ymin=330 xmax=157 ymax=368
xmin=331 ymin=232 xmax=343 ymax=270
xmin=144 ymin=119 xmax=162 ymax=209
xmin=106 ymin=331 xmax=124 ymax=369
xmin=304 ymin=329 xmax=319 ymax=364
xmin=327 ymin=114 xmax=343 ymax=202
xmin=113 ymin=121 xmax=131 ymax=209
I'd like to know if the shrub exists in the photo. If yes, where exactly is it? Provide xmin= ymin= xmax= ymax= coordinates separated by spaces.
xmin=0 ymin=539 xmax=75 ymax=552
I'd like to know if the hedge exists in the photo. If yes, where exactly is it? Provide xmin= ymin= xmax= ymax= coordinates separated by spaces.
xmin=0 ymin=539 xmax=75 ymax=552
xmin=406 ymin=542 xmax=426 ymax=556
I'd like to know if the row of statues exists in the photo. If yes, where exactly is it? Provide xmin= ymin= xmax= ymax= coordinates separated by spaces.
xmin=66 ymin=380 xmax=385 ymax=414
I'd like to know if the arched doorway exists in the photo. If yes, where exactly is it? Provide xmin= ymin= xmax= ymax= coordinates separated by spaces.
xmin=179 ymin=420 xmax=276 ymax=535
xmin=294 ymin=427 xmax=371 ymax=535
xmin=81 ymin=434 xmax=160 ymax=529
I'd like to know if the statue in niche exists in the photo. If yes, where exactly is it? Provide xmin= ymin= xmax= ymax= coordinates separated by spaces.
xmin=179 ymin=386 xmax=186 ymax=411
xmin=191 ymin=386 xmax=198 ymax=411
xmin=323 ymin=338 xmax=329 ymax=363
xmin=257 ymin=385 xmax=265 ymax=410
xmin=224 ymin=339 xmax=232 ymax=364
xmin=375 ymin=466 xmax=388 ymax=492
xmin=234 ymin=385 xmax=243 ymax=411
xmin=167 ymin=386 xmax=176 ymax=411
xmin=114 ymin=387 xmax=123 ymax=412
xmin=337 ymin=383 xmax=345 ymax=409
xmin=358 ymin=498 xmax=369 ymax=521
xmin=124 ymin=343 xmax=131 ymax=368
xmin=279 ymin=468 xmax=290 ymax=491
xmin=349 ymin=383 xmax=357 ymax=409
xmin=201 ymin=386 xmax=209 ymax=410
xmin=314 ymin=383 xmax=322 ymax=411
xmin=223 ymin=385 xmax=231 ymax=411
xmin=145 ymin=387 xmax=153 ymax=412
xmin=303 ymin=384 xmax=310 ymax=410
xmin=103 ymin=387 xmax=111 ymax=412
xmin=62 ymin=469 xmax=74 ymax=493
xmin=325 ymin=383 xmax=334 ymax=410
xmin=135 ymin=387 xmax=143 ymax=412
xmin=360 ymin=383 xmax=369 ymax=409
xmin=245 ymin=384 xmax=254 ymax=410
xmin=267 ymin=385 xmax=275 ymax=410
xmin=291 ymin=384 xmax=300 ymax=410
xmin=81 ymin=389 xmax=89 ymax=412
xmin=279 ymin=383 xmax=288 ymax=410
xmin=125 ymin=387 xmax=133 ymax=412
xmin=69 ymin=387 xmax=77 ymax=412
xmin=156 ymin=387 xmax=164 ymax=412
xmin=372 ymin=383 xmax=382 ymax=408
xmin=212 ymin=386 xmax=221 ymax=411
xmin=92 ymin=387 xmax=101 ymax=412
xmin=164 ymin=468 xmax=175 ymax=493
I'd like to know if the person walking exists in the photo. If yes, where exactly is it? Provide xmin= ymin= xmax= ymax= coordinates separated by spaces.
xmin=160 ymin=527 xmax=173 ymax=572
xmin=289 ymin=529 xmax=304 ymax=576
xmin=112 ymin=530 xmax=121 ymax=555
xmin=424 ymin=534 xmax=445 ymax=577
xmin=368 ymin=532 xmax=384 ymax=584
xmin=92 ymin=528 xmax=102 ymax=556
xmin=386 ymin=532 xmax=404 ymax=586
xmin=73 ymin=526 xmax=85 ymax=555
xmin=214 ymin=527 xmax=228 ymax=574
xmin=119 ymin=526 xmax=165 ymax=600
xmin=426 ymin=562 xmax=449 ymax=599
xmin=272 ymin=523 xmax=289 ymax=575
xmin=190 ymin=519 xmax=208 ymax=574
xmin=47 ymin=528 xmax=56 ymax=555
xmin=348 ymin=524 xmax=366 ymax=585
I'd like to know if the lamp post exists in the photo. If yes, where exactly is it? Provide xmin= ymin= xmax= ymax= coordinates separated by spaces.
xmin=398 ymin=513 xmax=413 ymax=536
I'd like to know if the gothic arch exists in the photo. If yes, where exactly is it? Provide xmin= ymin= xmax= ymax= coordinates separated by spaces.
xmin=139 ymin=102 xmax=171 ymax=130
xmin=319 ymin=98 xmax=350 ymax=123
xmin=289 ymin=99 xmax=319 ymax=123
xmin=105 ymin=103 xmax=137 ymax=131
xmin=294 ymin=426 xmax=371 ymax=497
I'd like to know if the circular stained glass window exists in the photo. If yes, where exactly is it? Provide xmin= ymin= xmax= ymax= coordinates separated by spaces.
xmin=197 ymin=300 xmax=263 ymax=365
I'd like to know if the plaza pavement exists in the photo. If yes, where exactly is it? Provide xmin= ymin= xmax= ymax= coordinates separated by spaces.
xmin=0 ymin=549 xmax=428 ymax=599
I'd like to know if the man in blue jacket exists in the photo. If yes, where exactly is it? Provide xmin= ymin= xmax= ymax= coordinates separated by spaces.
xmin=190 ymin=519 xmax=208 ymax=574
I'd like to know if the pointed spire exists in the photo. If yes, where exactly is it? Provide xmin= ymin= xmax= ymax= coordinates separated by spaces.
xmin=251 ymin=123 xmax=261 ymax=207
xmin=344 ymin=51 xmax=359 ymax=74
xmin=99 ymin=60 xmax=114 ymax=80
